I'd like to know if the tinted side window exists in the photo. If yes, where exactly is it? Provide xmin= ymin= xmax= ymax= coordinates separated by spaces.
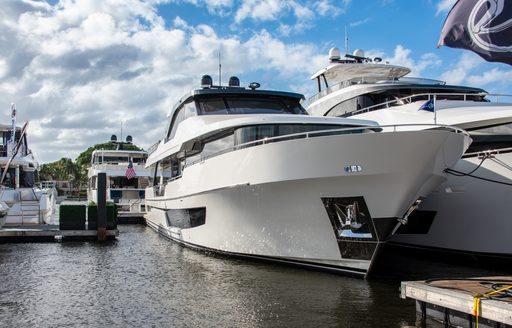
xmin=167 ymin=101 xmax=197 ymax=141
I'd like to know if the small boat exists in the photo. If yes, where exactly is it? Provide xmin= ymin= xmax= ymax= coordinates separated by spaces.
xmin=0 ymin=105 xmax=57 ymax=226
xmin=307 ymin=47 xmax=512 ymax=262
xmin=87 ymin=136 xmax=151 ymax=218
xmin=143 ymin=75 xmax=470 ymax=278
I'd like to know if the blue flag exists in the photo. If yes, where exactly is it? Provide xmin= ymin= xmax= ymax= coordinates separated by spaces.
xmin=419 ymin=99 xmax=435 ymax=112
xmin=438 ymin=0 xmax=512 ymax=65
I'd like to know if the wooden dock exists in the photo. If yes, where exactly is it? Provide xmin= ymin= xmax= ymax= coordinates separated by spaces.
xmin=0 ymin=224 xmax=119 ymax=242
xmin=401 ymin=277 xmax=512 ymax=327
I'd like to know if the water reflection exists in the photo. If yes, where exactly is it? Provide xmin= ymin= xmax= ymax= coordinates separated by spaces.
xmin=1 ymin=225 xmax=421 ymax=327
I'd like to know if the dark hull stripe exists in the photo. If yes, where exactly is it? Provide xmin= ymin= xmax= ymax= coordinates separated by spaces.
xmin=146 ymin=219 xmax=368 ymax=278
xmin=388 ymin=241 xmax=512 ymax=260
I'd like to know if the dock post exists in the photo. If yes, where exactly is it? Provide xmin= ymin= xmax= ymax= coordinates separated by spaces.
xmin=97 ymin=172 xmax=107 ymax=241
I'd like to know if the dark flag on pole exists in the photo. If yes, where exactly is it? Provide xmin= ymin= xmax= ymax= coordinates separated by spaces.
xmin=438 ymin=0 xmax=512 ymax=65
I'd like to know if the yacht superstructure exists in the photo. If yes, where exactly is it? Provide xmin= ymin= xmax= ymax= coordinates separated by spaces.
xmin=0 ymin=107 xmax=56 ymax=226
xmin=144 ymin=75 xmax=470 ymax=277
xmin=87 ymin=140 xmax=150 ymax=218
xmin=308 ymin=47 xmax=512 ymax=259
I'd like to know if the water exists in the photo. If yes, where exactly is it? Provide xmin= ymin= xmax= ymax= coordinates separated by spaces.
xmin=0 ymin=225 xmax=504 ymax=327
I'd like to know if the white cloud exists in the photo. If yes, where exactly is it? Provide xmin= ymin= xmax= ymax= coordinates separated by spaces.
xmin=0 ymin=58 xmax=7 ymax=79
xmin=350 ymin=18 xmax=371 ymax=28
xmin=233 ymin=0 xmax=342 ymax=36
xmin=436 ymin=52 xmax=512 ymax=92
xmin=466 ymin=68 xmax=512 ymax=90
xmin=234 ymin=0 xmax=283 ymax=23
xmin=383 ymin=45 xmax=442 ymax=77
xmin=0 ymin=0 xmax=327 ymax=163
xmin=436 ymin=0 xmax=456 ymax=16
xmin=315 ymin=0 xmax=350 ymax=16
xmin=439 ymin=52 xmax=482 ymax=85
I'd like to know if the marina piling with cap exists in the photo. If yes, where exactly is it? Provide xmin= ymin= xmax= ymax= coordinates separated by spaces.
xmin=97 ymin=172 xmax=107 ymax=241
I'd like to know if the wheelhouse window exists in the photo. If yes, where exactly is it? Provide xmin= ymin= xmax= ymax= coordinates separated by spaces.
xmin=328 ymin=88 xmax=488 ymax=118
xmin=186 ymin=133 xmax=235 ymax=165
xmin=182 ymin=123 xmax=367 ymax=168
xmin=0 ymin=130 xmax=22 ymax=157
xmin=197 ymin=95 xmax=306 ymax=115
xmin=167 ymin=100 xmax=198 ymax=141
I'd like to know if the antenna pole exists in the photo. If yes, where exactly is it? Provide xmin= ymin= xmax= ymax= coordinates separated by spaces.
xmin=345 ymin=26 xmax=349 ymax=54
xmin=121 ymin=121 xmax=123 ymax=142
xmin=218 ymin=49 xmax=222 ymax=86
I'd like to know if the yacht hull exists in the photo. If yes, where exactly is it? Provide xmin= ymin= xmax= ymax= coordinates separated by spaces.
xmin=145 ymin=129 xmax=468 ymax=278
xmin=391 ymin=150 xmax=512 ymax=259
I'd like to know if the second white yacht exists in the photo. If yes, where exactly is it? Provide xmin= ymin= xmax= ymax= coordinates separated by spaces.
xmin=87 ymin=137 xmax=150 ymax=218
xmin=308 ymin=47 xmax=512 ymax=262
xmin=144 ymin=75 xmax=470 ymax=278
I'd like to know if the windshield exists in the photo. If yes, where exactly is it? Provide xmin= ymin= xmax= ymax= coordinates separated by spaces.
xmin=197 ymin=95 xmax=307 ymax=115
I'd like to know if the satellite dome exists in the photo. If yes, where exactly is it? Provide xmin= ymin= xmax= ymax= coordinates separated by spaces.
xmin=353 ymin=49 xmax=365 ymax=58
xmin=329 ymin=47 xmax=341 ymax=61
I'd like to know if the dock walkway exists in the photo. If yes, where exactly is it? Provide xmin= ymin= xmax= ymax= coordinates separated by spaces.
xmin=0 ymin=224 xmax=118 ymax=242
xmin=401 ymin=277 xmax=512 ymax=327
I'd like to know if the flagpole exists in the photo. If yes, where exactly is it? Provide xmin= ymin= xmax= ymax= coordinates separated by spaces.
xmin=434 ymin=96 xmax=437 ymax=125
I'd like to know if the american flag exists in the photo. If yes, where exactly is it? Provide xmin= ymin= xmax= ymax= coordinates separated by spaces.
xmin=125 ymin=159 xmax=136 ymax=180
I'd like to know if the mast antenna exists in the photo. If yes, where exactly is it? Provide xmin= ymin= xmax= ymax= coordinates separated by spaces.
xmin=345 ymin=26 xmax=349 ymax=55
xmin=218 ymin=48 xmax=222 ymax=86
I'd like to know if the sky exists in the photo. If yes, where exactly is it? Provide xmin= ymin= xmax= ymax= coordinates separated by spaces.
xmin=1 ymin=0 xmax=512 ymax=163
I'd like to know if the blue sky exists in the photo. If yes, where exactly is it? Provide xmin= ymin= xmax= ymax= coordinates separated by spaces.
xmin=1 ymin=0 xmax=511 ymax=163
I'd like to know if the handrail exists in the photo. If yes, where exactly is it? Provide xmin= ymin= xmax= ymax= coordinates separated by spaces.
xmin=307 ymin=78 xmax=512 ymax=114
xmin=308 ymin=76 xmax=446 ymax=104
xmin=347 ymin=92 xmax=512 ymax=117
xmin=182 ymin=123 xmax=468 ymax=168
xmin=463 ymin=146 xmax=512 ymax=159
xmin=148 ymin=140 xmax=160 ymax=155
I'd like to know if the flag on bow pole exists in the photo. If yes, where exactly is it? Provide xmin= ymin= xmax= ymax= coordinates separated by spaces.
xmin=438 ymin=0 xmax=512 ymax=65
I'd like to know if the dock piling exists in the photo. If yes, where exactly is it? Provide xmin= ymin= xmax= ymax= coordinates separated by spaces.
xmin=97 ymin=172 xmax=107 ymax=241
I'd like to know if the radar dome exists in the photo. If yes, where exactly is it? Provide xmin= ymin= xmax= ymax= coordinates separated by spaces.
xmin=201 ymin=75 xmax=213 ymax=88
xmin=228 ymin=76 xmax=240 ymax=87
xmin=353 ymin=49 xmax=365 ymax=58
xmin=329 ymin=47 xmax=341 ymax=61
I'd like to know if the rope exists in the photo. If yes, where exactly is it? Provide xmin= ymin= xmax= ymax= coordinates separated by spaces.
xmin=444 ymin=154 xmax=512 ymax=186
xmin=473 ymin=284 xmax=512 ymax=328
xmin=424 ymin=279 xmax=512 ymax=328
xmin=447 ymin=155 xmax=489 ymax=176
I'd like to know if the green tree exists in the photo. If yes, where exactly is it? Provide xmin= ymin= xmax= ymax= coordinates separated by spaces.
xmin=75 ymin=142 xmax=142 ymax=186
xmin=40 ymin=141 xmax=142 ymax=189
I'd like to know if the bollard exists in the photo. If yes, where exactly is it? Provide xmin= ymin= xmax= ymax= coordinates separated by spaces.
xmin=97 ymin=172 xmax=107 ymax=241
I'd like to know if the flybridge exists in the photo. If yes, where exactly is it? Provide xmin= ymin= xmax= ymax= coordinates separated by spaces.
xmin=310 ymin=48 xmax=411 ymax=82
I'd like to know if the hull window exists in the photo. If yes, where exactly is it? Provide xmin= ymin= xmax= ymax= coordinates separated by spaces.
xmin=165 ymin=207 xmax=206 ymax=228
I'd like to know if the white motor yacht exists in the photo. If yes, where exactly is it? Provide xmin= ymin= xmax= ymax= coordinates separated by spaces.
xmin=308 ymin=47 xmax=512 ymax=261
xmin=0 ymin=108 xmax=57 ymax=226
xmin=87 ymin=138 xmax=150 ymax=218
xmin=144 ymin=75 xmax=470 ymax=278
